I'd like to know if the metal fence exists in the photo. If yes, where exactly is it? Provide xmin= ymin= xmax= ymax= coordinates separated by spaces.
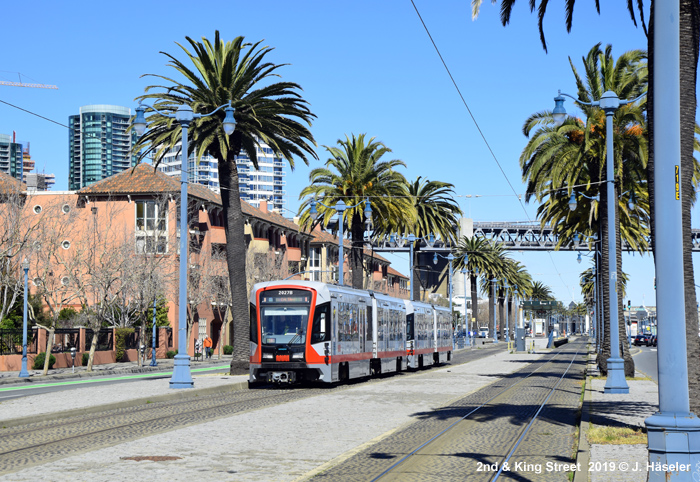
xmin=123 ymin=328 xmax=141 ymax=350
xmin=0 ymin=329 xmax=38 ymax=356
xmin=51 ymin=329 xmax=80 ymax=353
xmin=84 ymin=329 xmax=114 ymax=352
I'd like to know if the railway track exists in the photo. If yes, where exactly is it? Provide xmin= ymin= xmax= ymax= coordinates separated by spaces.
xmin=0 ymin=386 xmax=326 ymax=475
xmin=0 ymin=343 xmax=504 ymax=476
xmin=311 ymin=339 xmax=587 ymax=482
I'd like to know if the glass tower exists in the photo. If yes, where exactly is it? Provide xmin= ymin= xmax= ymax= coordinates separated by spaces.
xmin=0 ymin=133 xmax=24 ymax=180
xmin=68 ymin=105 xmax=137 ymax=190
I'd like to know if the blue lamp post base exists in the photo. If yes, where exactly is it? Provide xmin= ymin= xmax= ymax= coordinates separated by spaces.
xmin=603 ymin=356 xmax=629 ymax=394
xmin=19 ymin=355 xmax=29 ymax=378
xmin=645 ymin=413 xmax=700 ymax=481
xmin=169 ymin=354 xmax=194 ymax=389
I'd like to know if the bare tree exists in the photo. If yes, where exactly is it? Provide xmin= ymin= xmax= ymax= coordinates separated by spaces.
xmin=0 ymin=183 xmax=44 ymax=323
xmin=26 ymin=195 xmax=86 ymax=375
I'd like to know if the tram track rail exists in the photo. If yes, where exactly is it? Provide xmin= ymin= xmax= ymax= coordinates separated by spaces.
xmin=312 ymin=339 xmax=587 ymax=482
xmin=0 ymin=385 xmax=329 ymax=475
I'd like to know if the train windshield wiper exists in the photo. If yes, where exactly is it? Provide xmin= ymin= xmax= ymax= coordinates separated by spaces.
xmin=287 ymin=330 xmax=304 ymax=346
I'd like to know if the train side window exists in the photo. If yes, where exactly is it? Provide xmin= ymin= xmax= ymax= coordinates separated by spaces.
xmin=311 ymin=302 xmax=330 ymax=343
xmin=249 ymin=303 xmax=258 ymax=343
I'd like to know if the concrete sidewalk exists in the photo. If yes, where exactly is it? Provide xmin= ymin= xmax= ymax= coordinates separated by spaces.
xmin=575 ymin=344 xmax=659 ymax=482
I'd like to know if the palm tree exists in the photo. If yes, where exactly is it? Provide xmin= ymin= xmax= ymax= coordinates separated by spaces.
xmin=502 ymin=259 xmax=532 ymax=340
xmin=134 ymin=32 xmax=318 ymax=373
xmin=455 ymin=235 xmax=497 ymax=337
xmin=299 ymin=134 xmax=411 ymax=289
xmin=472 ymin=0 xmax=700 ymax=418
xmin=393 ymin=177 xmax=462 ymax=300
xmin=521 ymin=44 xmax=646 ymax=376
xmin=529 ymin=281 xmax=553 ymax=301
xmin=478 ymin=242 xmax=510 ymax=340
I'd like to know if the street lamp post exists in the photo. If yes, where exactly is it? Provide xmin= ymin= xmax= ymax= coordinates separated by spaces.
xmin=644 ymin=2 xmax=700 ymax=475
xmin=133 ymin=101 xmax=235 ymax=389
xmin=150 ymin=296 xmax=157 ymax=367
xmin=19 ymin=258 xmax=30 ymax=378
xmin=554 ymin=90 xmax=633 ymax=394
xmin=492 ymin=277 xmax=498 ymax=343
xmin=309 ymin=198 xmax=372 ymax=286
xmin=460 ymin=267 xmax=469 ymax=348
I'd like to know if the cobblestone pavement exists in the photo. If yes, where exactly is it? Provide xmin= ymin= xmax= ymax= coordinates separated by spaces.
xmin=306 ymin=340 xmax=587 ymax=482
xmin=0 ymin=344 xmax=541 ymax=482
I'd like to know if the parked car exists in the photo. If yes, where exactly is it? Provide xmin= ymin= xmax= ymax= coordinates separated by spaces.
xmin=633 ymin=334 xmax=650 ymax=346
xmin=649 ymin=334 xmax=657 ymax=347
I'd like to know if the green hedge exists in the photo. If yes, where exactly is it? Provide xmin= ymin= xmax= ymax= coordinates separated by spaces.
xmin=223 ymin=345 xmax=233 ymax=355
xmin=166 ymin=350 xmax=177 ymax=359
xmin=33 ymin=352 xmax=56 ymax=370
xmin=82 ymin=352 xmax=89 ymax=366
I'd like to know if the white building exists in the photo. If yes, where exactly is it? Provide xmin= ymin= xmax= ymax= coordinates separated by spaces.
xmin=157 ymin=140 xmax=286 ymax=212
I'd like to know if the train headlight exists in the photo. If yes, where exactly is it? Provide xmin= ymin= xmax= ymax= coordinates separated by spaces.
xmin=292 ymin=352 xmax=304 ymax=360
xmin=262 ymin=353 xmax=274 ymax=360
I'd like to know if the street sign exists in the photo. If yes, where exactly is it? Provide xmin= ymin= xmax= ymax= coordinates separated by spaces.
xmin=520 ymin=300 xmax=562 ymax=310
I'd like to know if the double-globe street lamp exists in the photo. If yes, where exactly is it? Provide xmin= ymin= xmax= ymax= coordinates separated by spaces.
xmin=133 ymin=101 xmax=236 ymax=389
xmin=309 ymin=198 xmax=372 ymax=286
xmin=553 ymin=89 xmax=642 ymax=394
xmin=19 ymin=258 xmax=30 ymax=378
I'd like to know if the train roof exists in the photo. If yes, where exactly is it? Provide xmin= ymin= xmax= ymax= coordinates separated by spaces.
xmin=251 ymin=280 xmax=407 ymax=307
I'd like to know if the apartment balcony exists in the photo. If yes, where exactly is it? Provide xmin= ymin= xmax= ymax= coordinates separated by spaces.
xmin=274 ymin=180 xmax=286 ymax=186
xmin=273 ymin=161 xmax=284 ymax=167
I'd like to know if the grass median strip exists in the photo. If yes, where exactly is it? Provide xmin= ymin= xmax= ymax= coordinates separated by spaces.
xmin=0 ymin=364 xmax=231 ymax=392
xmin=587 ymin=425 xmax=647 ymax=445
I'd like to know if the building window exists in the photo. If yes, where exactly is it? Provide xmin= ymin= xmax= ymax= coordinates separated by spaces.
xmin=135 ymin=201 xmax=168 ymax=254
xmin=309 ymin=247 xmax=321 ymax=281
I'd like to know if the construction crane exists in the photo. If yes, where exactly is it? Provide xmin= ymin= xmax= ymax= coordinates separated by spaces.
xmin=0 ymin=72 xmax=58 ymax=90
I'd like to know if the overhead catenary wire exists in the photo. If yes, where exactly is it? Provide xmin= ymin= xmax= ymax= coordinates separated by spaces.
xmin=408 ymin=0 xmax=572 ymax=296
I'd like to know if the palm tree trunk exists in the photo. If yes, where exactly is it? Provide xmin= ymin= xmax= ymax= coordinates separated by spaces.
xmin=488 ymin=281 xmax=495 ymax=339
xmin=470 ymin=274 xmax=478 ymax=337
xmin=498 ymin=289 xmax=505 ymax=341
xmin=412 ymin=245 xmax=421 ymax=301
xmin=350 ymin=212 xmax=364 ymax=289
xmin=218 ymin=158 xmax=250 ymax=374
xmin=680 ymin=0 xmax=700 ymax=415
xmin=615 ymin=190 xmax=634 ymax=377
xmin=598 ymin=179 xmax=612 ymax=374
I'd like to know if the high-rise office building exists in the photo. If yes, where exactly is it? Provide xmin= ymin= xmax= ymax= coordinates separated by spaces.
xmin=157 ymin=139 xmax=287 ymax=212
xmin=0 ymin=133 xmax=24 ymax=180
xmin=68 ymin=105 xmax=137 ymax=190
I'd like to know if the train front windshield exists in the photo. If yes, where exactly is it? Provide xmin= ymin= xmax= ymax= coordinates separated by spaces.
xmin=259 ymin=289 xmax=312 ymax=345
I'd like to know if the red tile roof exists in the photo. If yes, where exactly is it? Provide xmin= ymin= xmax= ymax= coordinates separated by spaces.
xmin=78 ymin=163 xmax=219 ymax=204
xmin=387 ymin=266 xmax=408 ymax=279
xmin=242 ymin=201 xmax=309 ymax=235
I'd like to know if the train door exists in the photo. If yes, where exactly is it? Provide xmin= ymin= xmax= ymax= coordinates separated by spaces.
xmin=370 ymin=297 xmax=378 ymax=358
xmin=359 ymin=299 xmax=367 ymax=353
xmin=330 ymin=297 xmax=338 ymax=356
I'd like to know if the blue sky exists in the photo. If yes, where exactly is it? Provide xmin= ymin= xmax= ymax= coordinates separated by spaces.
xmin=0 ymin=1 xmax=696 ymax=307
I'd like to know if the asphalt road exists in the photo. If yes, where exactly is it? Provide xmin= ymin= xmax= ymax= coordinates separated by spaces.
xmin=632 ymin=345 xmax=658 ymax=383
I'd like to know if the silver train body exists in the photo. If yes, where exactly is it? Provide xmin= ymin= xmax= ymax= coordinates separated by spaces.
xmin=248 ymin=281 xmax=453 ymax=384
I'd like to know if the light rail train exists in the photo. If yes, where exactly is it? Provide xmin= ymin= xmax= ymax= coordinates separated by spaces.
xmin=249 ymin=281 xmax=453 ymax=385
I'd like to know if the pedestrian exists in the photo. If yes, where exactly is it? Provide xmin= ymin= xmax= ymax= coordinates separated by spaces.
xmin=203 ymin=335 xmax=213 ymax=359
xmin=195 ymin=338 xmax=202 ymax=361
